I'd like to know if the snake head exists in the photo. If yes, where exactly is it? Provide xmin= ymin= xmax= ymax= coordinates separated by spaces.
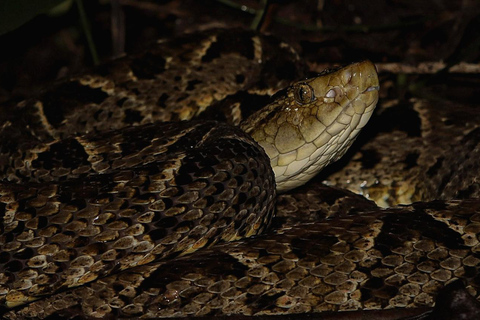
xmin=241 ymin=60 xmax=379 ymax=192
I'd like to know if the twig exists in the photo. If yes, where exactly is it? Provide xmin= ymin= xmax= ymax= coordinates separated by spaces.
xmin=215 ymin=0 xmax=256 ymax=15
xmin=250 ymin=0 xmax=268 ymax=31
xmin=75 ymin=0 xmax=99 ymax=65
xmin=162 ymin=307 xmax=431 ymax=320
xmin=111 ymin=0 xmax=126 ymax=58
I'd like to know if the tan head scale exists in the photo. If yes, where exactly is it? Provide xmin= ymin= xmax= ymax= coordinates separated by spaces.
xmin=241 ymin=60 xmax=379 ymax=192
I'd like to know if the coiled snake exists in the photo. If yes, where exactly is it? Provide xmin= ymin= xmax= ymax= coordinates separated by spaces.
xmin=0 ymin=29 xmax=479 ymax=319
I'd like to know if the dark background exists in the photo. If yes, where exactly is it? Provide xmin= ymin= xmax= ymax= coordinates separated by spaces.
xmin=0 ymin=0 xmax=479 ymax=105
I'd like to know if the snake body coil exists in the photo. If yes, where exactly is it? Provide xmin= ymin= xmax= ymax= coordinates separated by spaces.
xmin=1 ymin=29 xmax=479 ymax=319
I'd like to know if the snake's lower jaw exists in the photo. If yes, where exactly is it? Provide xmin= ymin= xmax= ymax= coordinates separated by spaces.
xmin=250 ymin=61 xmax=380 ymax=192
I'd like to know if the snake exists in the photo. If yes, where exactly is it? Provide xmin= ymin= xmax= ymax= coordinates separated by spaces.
xmin=0 ymin=29 xmax=479 ymax=319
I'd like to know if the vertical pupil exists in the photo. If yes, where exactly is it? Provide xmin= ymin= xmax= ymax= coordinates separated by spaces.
xmin=301 ymin=86 xmax=310 ymax=102
xmin=302 ymin=88 xmax=308 ymax=100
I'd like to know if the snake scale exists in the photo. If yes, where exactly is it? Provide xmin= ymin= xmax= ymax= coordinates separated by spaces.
xmin=0 ymin=29 xmax=480 ymax=319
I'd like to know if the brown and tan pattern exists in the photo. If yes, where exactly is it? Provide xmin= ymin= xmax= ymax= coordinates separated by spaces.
xmin=322 ymin=98 xmax=480 ymax=207
xmin=0 ymin=29 xmax=303 ymax=172
xmin=0 ymin=28 xmax=479 ymax=320
xmin=0 ymin=120 xmax=277 ymax=308
xmin=4 ymin=184 xmax=480 ymax=319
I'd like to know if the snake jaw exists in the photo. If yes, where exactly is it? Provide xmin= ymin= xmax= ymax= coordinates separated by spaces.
xmin=241 ymin=60 xmax=379 ymax=193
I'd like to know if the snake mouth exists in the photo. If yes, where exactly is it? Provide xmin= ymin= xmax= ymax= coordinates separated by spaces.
xmin=365 ymin=85 xmax=380 ymax=92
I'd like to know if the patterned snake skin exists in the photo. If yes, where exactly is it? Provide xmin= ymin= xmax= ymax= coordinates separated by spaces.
xmin=0 ymin=29 xmax=480 ymax=319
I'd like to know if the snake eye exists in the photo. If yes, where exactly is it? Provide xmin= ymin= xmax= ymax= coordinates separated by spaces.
xmin=294 ymin=83 xmax=315 ymax=105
